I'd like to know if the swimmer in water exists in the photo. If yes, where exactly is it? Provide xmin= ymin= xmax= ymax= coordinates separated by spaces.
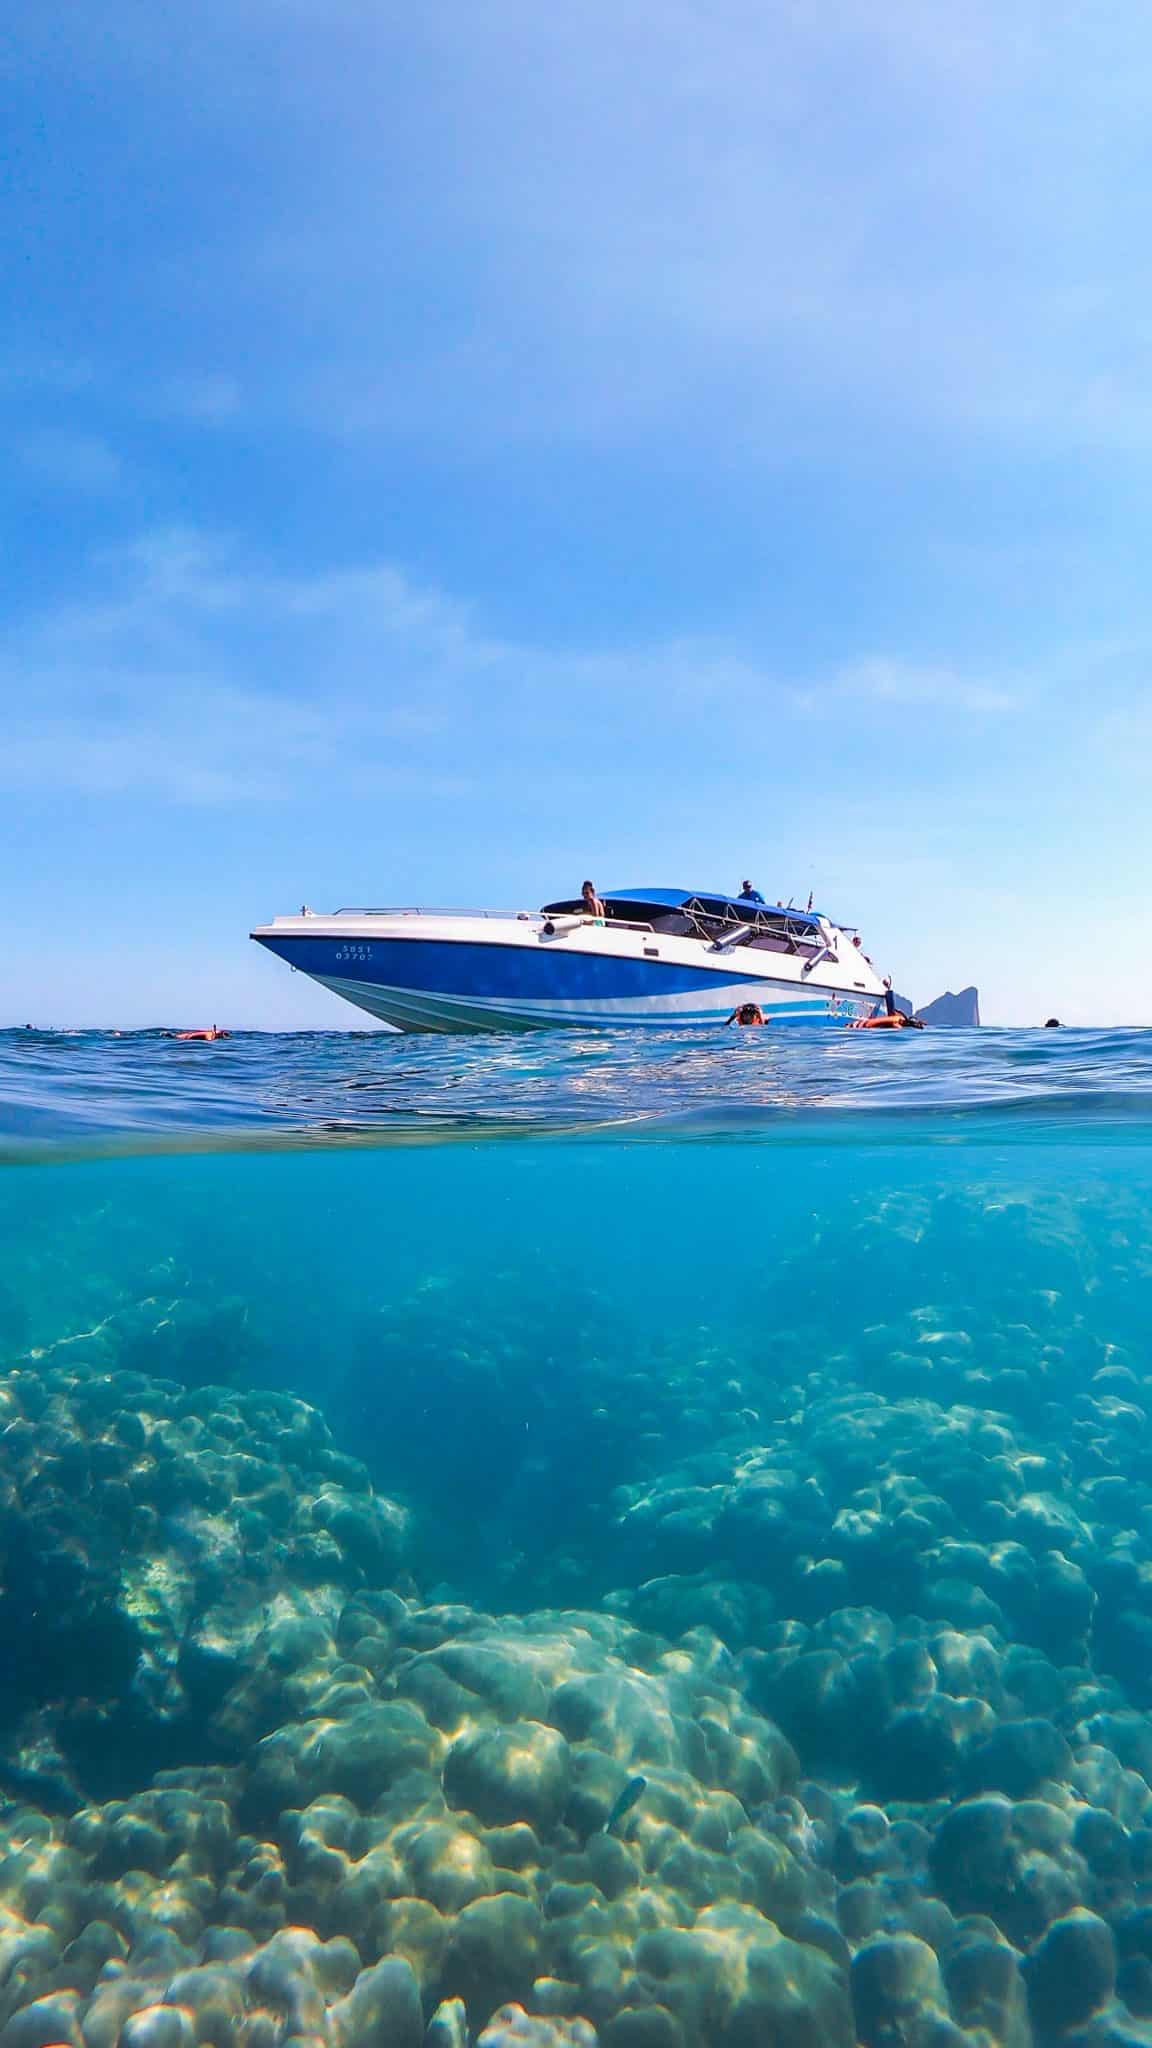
xmin=727 ymin=1002 xmax=767 ymax=1027
xmin=850 ymin=1010 xmax=924 ymax=1030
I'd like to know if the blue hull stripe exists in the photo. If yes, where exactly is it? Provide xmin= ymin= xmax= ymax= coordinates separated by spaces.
xmin=255 ymin=935 xmax=876 ymax=1032
xmin=326 ymin=989 xmax=844 ymax=1030
xmin=260 ymin=934 xmax=763 ymax=998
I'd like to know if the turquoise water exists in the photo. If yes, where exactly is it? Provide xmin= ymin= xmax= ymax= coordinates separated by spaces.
xmin=4 ymin=1028 xmax=1152 ymax=2048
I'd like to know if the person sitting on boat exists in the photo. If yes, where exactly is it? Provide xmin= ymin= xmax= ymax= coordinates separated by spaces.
xmin=727 ymin=1001 xmax=767 ymax=1026
xmin=737 ymin=880 xmax=765 ymax=904
xmin=581 ymin=880 xmax=607 ymax=920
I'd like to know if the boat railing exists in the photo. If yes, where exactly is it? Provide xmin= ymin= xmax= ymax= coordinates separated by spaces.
xmin=327 ymin=906 xmax=658 ymax=932
xmin=309 ymin=904 xmax=854 ymax=938
xmin=331 ymin=906 xmax=533 ymax=919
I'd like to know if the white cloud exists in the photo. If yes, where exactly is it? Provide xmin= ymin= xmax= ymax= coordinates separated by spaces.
xmin=0 ymin=356 xmax=96 ymax=395
xmin=150 ymin=372 xmax=243 ymax=422
xmin=19 ymin=431 xmax=122 ymax=493
xmin=0 ymin=533 xmax=472 ymax=803
xmin=0 ymin=527 xmax=1066 ymax=812
xmin=175 ymin=0 xmax=1152 ymax=454
xmin=837 ymin=658 xmax=1021 ymax=714
xmin=9 ymin=0 xmax=1152 ymax=459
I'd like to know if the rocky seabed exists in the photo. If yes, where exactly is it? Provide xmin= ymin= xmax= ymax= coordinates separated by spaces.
xmin=9 ymin=1223 xmax=1152 ymax=2048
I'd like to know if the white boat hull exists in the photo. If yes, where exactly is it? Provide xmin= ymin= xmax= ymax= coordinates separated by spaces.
xmin=252 ymin=910 xmax=887 ymax=1032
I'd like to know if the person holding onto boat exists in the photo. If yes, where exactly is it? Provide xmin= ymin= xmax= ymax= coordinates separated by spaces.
xmin=581 ymin=881 xmax=607 ymax=920
xmin=727 ymin=1001 xmax=767 ymax=1026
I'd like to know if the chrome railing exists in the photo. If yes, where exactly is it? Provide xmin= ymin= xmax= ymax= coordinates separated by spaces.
xmin=315 ymin=906 xmax=657 ymax=933
xmin=331 ymin=906 xmax=532 ymax=919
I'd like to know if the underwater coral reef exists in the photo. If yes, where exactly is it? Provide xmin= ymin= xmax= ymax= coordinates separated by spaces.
xmin=6 ymin=1173 xmax=1152 ymax=2048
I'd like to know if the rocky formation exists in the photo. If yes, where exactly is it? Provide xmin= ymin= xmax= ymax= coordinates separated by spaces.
xmin=0 ymin=1355 xmax=409 ymax=1795
xmin=916 ymin=987 xmax=981 ymax=1027
xmin=6 ymin=1172 xmax=1152 ymax=2047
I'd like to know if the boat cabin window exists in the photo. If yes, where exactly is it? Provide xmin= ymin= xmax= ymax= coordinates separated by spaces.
xmin=539 ymin=893 xmax=827 ymax=952
xmin=681 ymin=896 xmax=821 ymax=952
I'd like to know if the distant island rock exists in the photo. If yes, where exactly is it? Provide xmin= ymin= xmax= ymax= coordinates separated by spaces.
xmin=915 ymin=986 xmax=981 ymax=1027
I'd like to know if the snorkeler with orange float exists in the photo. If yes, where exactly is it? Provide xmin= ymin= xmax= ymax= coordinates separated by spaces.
xmin=850 ymin=979 xmax=925 ymax=1030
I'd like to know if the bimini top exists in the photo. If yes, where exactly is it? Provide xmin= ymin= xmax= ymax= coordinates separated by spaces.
xmin=540 ymin=886 xmax=826 ymax=931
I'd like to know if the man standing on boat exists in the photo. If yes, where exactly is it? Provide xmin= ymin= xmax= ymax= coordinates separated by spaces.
xmin=737 ymin=880 xmax=765 ymax=904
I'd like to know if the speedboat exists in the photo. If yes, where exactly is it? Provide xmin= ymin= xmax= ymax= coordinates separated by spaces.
xmin=250 ymin=888 xmax=888 ymax=1032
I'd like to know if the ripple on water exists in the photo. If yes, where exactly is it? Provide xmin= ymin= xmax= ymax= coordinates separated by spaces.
xmin=2 ymin=1024 xmax=1152 ymax=1149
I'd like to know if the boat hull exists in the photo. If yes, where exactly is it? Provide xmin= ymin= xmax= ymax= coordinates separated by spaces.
xmin=253 ymin=927 xmax=882 ymax=1032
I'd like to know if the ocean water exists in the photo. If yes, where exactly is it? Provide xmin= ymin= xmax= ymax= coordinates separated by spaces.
xmin=3 ymin=1025 xmax=1152 ymax=2048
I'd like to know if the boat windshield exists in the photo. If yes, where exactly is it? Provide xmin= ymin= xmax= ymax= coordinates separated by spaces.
xmin=539 ymin=890 xmax=831 ymax=951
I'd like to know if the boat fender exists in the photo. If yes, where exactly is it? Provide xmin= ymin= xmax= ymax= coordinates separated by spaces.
xmin=543 ymin=920 xmax=556 ymax=935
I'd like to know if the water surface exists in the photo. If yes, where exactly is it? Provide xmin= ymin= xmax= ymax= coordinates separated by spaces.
xmin=2 ymin=1029 xmax=1152 ymax=2047
xmin=4 ymin=1021 xmax=1152 ymax=1144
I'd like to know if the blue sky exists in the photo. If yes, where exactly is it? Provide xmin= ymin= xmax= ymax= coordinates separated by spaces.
xmin=4 ymin=0 xmax=1150 ymax=1026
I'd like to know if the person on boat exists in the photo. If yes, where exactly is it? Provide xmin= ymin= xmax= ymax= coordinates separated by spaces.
xmin=727 ymin=1001 xmax=767 ymax=1026
xmin=737 ymin=880 xmax=765 ymax=904
xmin=581 ymin=881 xmax=607 ymax=919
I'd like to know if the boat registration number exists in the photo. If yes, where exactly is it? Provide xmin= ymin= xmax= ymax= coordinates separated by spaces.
xmin=334 ymin=944 xmax=375 ymax=962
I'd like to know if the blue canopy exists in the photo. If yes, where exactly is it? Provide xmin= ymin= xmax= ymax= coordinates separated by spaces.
xmin=606 ymin=886 xmax=824 ymax=930
xmin=604 ymin=886 xmax=700 ymax=908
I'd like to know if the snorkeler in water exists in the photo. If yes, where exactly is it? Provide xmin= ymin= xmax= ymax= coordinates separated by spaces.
xmin=850 ymin=1010 xmax=924 ymax=1030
